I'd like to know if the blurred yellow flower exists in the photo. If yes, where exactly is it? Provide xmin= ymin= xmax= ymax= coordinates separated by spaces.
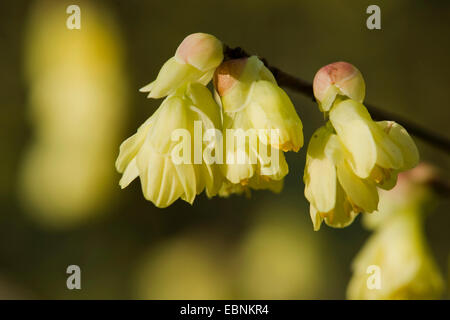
xmin=20 ymin=0 xmax=127 ymax=227
xmin=235 ymin=205 xmax=325 ymax=299
xmin=140 ymin=33 xmax=223 ymax=98
xmin=347 ymin=211 xmax=444 ymax=299
xmin=347 ymin=165 xmax=444 ymax=299
xmin=135 ymin=237 xmax=230 ymax=299
xmin=116 ymin=83 xmax=223 ymax=207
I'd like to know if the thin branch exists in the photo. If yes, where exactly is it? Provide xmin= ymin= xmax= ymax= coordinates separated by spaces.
xmin=223 ymin=45 xmax=450 ymax=197
xmin=223 ymin=45 xmax=450 ymax=154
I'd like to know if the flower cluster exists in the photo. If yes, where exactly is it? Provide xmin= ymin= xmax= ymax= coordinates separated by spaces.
xmin=215 ymin=56 xmax=303 ymax=196
xmin=116 ymin=82 xmax=223 ymax=207
xmin=116 ymin=33 xmax=303 ymax=207
xmin=304 ymin=62 xmax=419 ymax=230
xmin=116 ymin=35 xmax=419 ymax=221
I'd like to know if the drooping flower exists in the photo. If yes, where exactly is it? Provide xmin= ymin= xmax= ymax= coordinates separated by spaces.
xmin=347 ymin=212 xmax=444 ymax=299
xmin=304 ymin=125 xmax=378 ymax=230
xmin=214 ymin=56 xmax=303 ymax=190
xmin=116 ymin=83 xmax=223 ymax=207
xmin=347 ymin=166 xmax=444 ymax=299
xmin=215 ymin=56 xmax=303 ymax=152
xmin=140 ymin=33 xmax=223 ymax=99
xmin=312 ymin=61 xmax=419 ymax=184
xmin=20 ymin=0 xmax=128 ymax=227
xmin=305 ymin=61 xmax=420 ymax=229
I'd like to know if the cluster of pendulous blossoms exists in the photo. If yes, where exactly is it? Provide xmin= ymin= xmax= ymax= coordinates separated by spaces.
xmin=116 ymin=33 xmax=419 ymax=226
xmin=304 ymin=62 xmax=419 ymax=230
xmin=116 ymin=33 xmax=303 ymax=207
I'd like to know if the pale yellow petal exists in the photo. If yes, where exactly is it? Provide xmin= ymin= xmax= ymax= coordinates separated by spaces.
xmin=246 ymin=80 xmax=303 ymax=152
xmin=221 ymin=111 xmax=256 ymax=184
xmin=369 ymin=122 xmax=404 ymax=170
xmin=256 ymin=146 xmax=288 ymax=181
xmin=119 ymin=157 xmax=139 ymax=188
xmin=196 ymin=162 xmax=223 ymax=198
xmin=186 ymin=82 xmax=222 ymax=129
xmin=324 ymin=183 xmax=359 ymax=228
xmin=136 ymin=146 xmax=184 ymax=208
xmin=115 ymin=114 xmax=155 ymax=173
xmin=318 ymin=85 xmax=340 ymax=112
xmin=304 ymin=126 xmax=336 ymax=213
xmin=309 ymin=205 xmax=323 ymax=231
xmin=147 ymin=95 xmax=193 ymax=155
xmin=304 ymin=157 xmax=336 ymax=213
xmin=139 ymin=80 xmax=155 ymax=93
xmin=259 ymin=65 xmax=277 ymax=83
xmin=336 ymin=161 xmax=378 ymax=213
xmin=146 ymin=57 xmax=204 ymax=99
xmin=330 ymin=100 xmax=377 ymax=178
xmin=222 ymin=158 xmax=256 ymax=184
xmin=377 ymin=121 xmax=419 ymax=170
xmin=175 ymin=162 xmax=197 ymax=205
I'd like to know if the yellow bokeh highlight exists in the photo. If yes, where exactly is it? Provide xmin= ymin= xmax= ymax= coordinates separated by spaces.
xmin=19 ymin=0 xmax=128 ymax=227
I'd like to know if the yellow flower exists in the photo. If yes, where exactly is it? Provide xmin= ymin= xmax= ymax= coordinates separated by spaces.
xmin=312 ymin=61 xmax=419 ymax=187
xmin=215 ymin=56 xmax=303 ymax=152
xmin=220 ymin=109 xmax=289 ymax=186
xmin=329 ymin=99 xmax=419 ymax=185
xmin=20 ymin=0 xmax=127 ymax=227
xmin=140 ymin=33 xmax=223 ymax=98
xmin=304 ymin=125 xmax=379 ymax=230
xmin=213 ymin=56 xmax=302 ymax=190
xmin=306 ymin=61 xmax=420 ymax=230
xmin=116 ymin=83 xmax=223 ymax=207
xmin=347 ymin=164 xmax=444 ymax=299
xmin=347 ymin=212 xmax=444 ymax=300
xmin=313 ymin=61 xmax=365 ymax=112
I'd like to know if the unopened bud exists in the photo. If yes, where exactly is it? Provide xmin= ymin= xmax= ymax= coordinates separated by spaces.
xmin=213 ymin=58 xmax=248 ymax=97
xmin=141 ymin=33 xmax=224 ymax=98
xmin=313 ymin=61 xmax=365 ymax=112
xmin=175 ymin=33 xmax=223 ymax=72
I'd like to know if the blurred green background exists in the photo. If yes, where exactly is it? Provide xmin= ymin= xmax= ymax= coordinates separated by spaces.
xmin=0 ymin=0 xmax=449 ymax=299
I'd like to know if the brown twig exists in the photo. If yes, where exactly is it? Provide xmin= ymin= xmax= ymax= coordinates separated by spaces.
xmin=223 ymin=45 xmax=450 ymax=196
xmin=223 ymin=45 xmax=450 ymax=154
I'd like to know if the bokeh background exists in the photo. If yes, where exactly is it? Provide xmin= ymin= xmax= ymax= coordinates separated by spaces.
xmin=0 ymin=0 xmax=449 ymax=299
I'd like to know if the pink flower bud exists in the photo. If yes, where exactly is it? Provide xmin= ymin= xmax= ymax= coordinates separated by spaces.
xmin=213 ymin=58 xmax=248 ymax=97
xmin=313 ymin=62 xmax=365 ymax=112
xmin=175 ymin=33 xmax=223 ymax=72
